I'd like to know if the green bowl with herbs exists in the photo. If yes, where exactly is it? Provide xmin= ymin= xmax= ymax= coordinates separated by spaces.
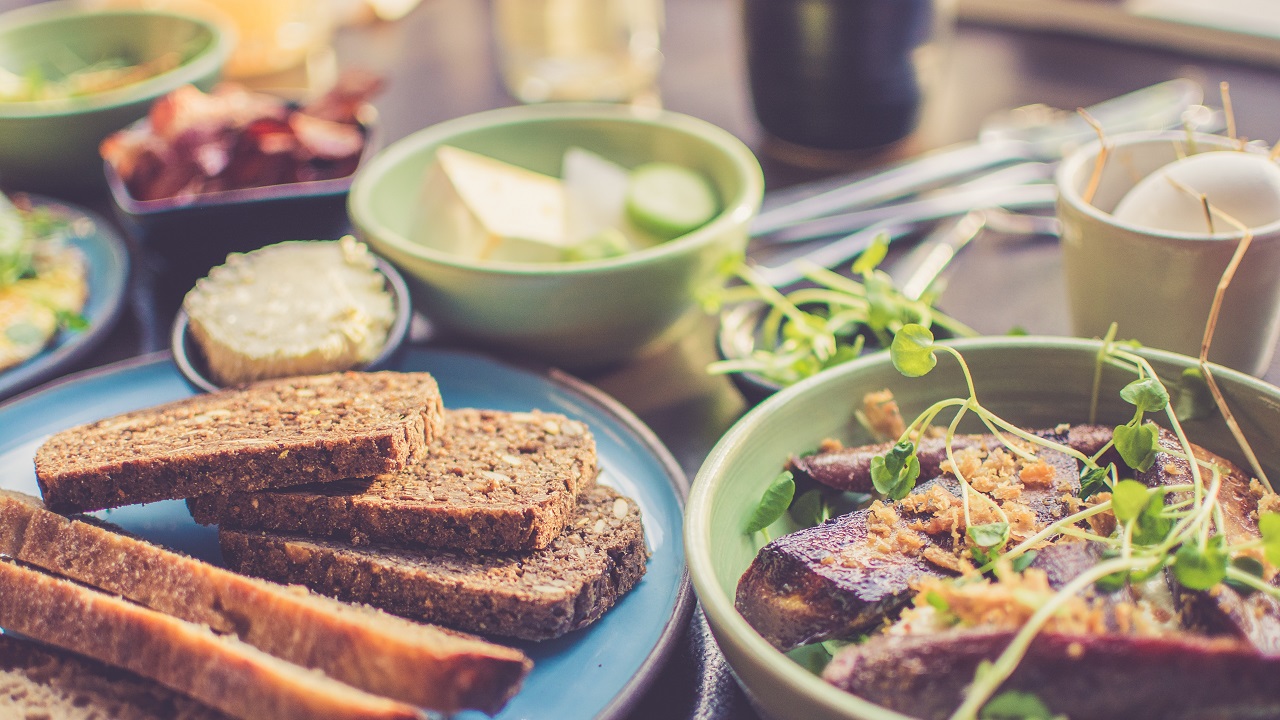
xmin=686 ymin=335 xmax=1280 ymax=720
xmin=0 ymin=2 xmax=232 ymax=193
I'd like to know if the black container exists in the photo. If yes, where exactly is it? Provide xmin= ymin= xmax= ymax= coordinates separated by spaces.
xmin=743 ymin=0 xmax=934 ymax=152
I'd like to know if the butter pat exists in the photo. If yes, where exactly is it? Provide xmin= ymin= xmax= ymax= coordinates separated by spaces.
xmin=416 ymin=146 xmax=570 ymax=262
xmin=184 ymin=238 xmax=395 ymax=385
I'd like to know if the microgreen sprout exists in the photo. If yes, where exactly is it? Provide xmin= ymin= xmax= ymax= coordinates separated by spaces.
xmin=706 ymin=236 xmax=977 ymax=387
xmin=745 ymin=471 xmax=796 ymax=538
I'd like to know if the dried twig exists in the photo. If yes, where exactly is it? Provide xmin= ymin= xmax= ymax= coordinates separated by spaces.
xmin=1079 ymin=108 xmax=1109 ymax=206
xmin=1198 ymin=208 xmax=1271 ymax=490
xmin=1221 ymin=81 xmax=1240 ymax=149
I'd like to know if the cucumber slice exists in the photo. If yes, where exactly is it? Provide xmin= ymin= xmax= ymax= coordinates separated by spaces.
xmin=625 ymin=163 xmax=719 ymax=240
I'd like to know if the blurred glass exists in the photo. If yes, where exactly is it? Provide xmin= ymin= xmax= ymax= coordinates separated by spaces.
xmin=743 ymin=0 xmax=954 ymax=158
xmin=493 ymin=0 xmax=663 ymax=103
xmin=203 ymin=0 xmax=333 ymax=77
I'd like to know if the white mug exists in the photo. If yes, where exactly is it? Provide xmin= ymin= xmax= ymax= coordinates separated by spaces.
xmin=1056 ymin=131 xmax=1280 ymax=376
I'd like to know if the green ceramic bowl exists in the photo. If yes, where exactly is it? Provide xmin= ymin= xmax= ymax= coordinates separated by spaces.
xmin=348 ymin=103 xmax=763 ymax=368
xmin=687 ymin=336 xmax=1280 ymax=720
xmin=0 ymin=2 xmax=232 ymax=193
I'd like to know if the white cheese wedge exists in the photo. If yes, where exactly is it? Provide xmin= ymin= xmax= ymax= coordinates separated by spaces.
xmin=184 ymin=238 xmax=395 ymax=385
xmin=415 ymin=146 xmax=570 ymax=263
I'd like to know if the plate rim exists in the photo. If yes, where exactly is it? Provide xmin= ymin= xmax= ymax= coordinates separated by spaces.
xmin=0 ymin=346 xmax=695 ymax=719
xmin=0 ymin=195 xmax=131 ymax=402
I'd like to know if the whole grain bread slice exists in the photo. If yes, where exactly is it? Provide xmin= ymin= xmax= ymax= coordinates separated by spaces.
xmin=0 ymin=634 xmax=232 ymax=720
xmin=0 ymin=490 xmax=529 ymax=715
xmin=220 ymin=485 xmax=647 ymax=641
xmin=35 ymin=371 xmax=444 ymax=513
xmin=190 ymin=408 xmax=597 ymax=552
xmin=0 ymin=559 xmax=424 ymax=720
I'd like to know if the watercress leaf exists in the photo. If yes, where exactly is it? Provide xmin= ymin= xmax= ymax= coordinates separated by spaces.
xmin=1120 ymin=377 xmax=1170 ymax=413
xmin=968 ymin=521 xmax=1009 ymax=549
xmin=1079 ymin=464 xmax=1113 ymax=500
xmin=1113 ymin=423 xmax=1158 ymax=472
xmin=789 ymin=488 xmax=827 ymax=528
xmin=1258 ymin=512 xmax=1280 ymax=566
xmin=1110 ymin=479 xmax=1151 ymax=523
xmin=1094 ymin=570 xmax=1129 ymax=593
xmin=890 ymin=324 xmax=936 ymax=377
xmin=981 ymin=690 xmax=1057 ymax=720
xmin=1006 ymin=325 xmax=1029 ymax=337
xmin=1011 ymin=550 xmax=1038 ymax=573
xmin=852 ymin=234 xmax=889 ymax=275
xmin=1173 ymin=537 xmax=1228 ymax=591
xmin=55 ymin=310 xmax=88 ymax=332
xmin=1132 ymin=488 xmax=1172 ymax=546
xmin=971 ymin=546 xmax=999 ymax=567
xmin=1174 ymin=367 xmax=1216 ymax=421
xmin=924 ymin=590 xmax=950 ymax=612
xmin=871 ymin=441 xmax=920 ymax=501
xmin=1225 ymin=556 xmax=1266 ymax=596
xmin=745 ymin=471 xmax=796 ymax=534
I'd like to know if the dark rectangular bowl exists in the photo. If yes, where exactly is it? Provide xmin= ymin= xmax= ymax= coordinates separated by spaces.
xmin=104 ymin=103 xmax=379 ymax=287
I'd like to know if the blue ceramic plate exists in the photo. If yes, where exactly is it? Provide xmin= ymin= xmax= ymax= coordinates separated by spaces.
xmin=0 ymin=348 xmax=692 ymax=719
xmin=0 ymin=195 xmax=129 ymax=401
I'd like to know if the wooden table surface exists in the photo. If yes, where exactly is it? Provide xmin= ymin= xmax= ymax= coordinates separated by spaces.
xmin=4 ymin=0 xmax=1280 ymax=717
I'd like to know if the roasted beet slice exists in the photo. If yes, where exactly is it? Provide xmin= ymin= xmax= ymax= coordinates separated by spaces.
xmin=823 ymin=629 xmax=1280 ymax=720
xmin=737 ymin=429 xmax=1083 ymax=650
xmin=788 ymin=425 xmax=1111 ymax=494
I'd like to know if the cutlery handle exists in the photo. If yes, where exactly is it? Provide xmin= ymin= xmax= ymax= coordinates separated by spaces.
xmin=750 ymin=140 xmax=1026 ymax=236
xmin=754 ymin=184 xmax=1057 ymax=288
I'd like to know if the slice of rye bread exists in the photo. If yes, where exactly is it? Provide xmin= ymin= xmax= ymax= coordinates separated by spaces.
xmin=0 ymin=634 xmax=232 ymax=720
xmin=189 ymin=408 xmax=597 ymax=552
xmin=34 ymin=371 xmax=444 ymax=513
xmin=0 ymin=559 xmax=424 ymax=720
xmin=220 ymin=485 xmax=647 ymax=641
xmin=0 ymin=490 xmax=530 ymax=715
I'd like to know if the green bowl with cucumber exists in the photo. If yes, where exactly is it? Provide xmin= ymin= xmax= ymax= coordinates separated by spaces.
xmin=348 ymin=103 xmax=764 ymax=368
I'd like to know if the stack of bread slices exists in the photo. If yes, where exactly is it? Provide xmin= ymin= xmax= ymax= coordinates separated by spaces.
xmin=4 ymin=371 xmax=646 ymax=720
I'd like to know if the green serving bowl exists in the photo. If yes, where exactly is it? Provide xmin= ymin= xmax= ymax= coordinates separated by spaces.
xmin=686 ymin=336 xmax=1280 ymax=720
xmin=0 ymin=2 xmax=232 ymax=193
xmin=348 ymin=103 xmax=763 ymax=368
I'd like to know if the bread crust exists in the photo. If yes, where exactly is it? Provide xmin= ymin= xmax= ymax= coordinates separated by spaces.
xmin=0 ymin=490 xmax=530 ymax=715
xmin=220 ymin=485 xmax=648 ymax=640
xmin=190 ymin=408 xmax=597 ymax=552
xmin=0 ymin=559 xmax=424 ymax=720
xmin=0 ymin=634 xmax=232 ymax=720
xmin=34 ymin=372 xmax=444 ymax=513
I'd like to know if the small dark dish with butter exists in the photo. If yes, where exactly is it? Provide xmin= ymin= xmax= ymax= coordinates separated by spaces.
xmin=171 ymin=240 xmax=412 ymax=393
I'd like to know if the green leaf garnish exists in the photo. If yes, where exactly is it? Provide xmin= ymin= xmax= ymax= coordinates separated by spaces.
xmin=1174 ymin=367 xmax=1216 ymax=421
xmin=981 ymin=690 xmax=1061 ymax=720
xmin=851 ymin=234 xmax=889 ymax=275
xmin=1120 ymin=377 xmax=1170 ymax=413
xmin=1131 ymin=488 xmax=1171 ymax=546
xmin=55 ymin=310 xmax=89 ymax=332
xmin=1226 ymin=556 xmax=1265 ymax=595
xmin=925 ymin=590 xmax=950 ymax=612
xmin=870 ymin=440 xmax=920 ymax=501
xmin=745 ymin=471 xmax=796 ymax=534
xmin=788 ymin=488 xmax=828 ymax=528
xmin=1173 ymin=536 xmax=1228 ymax=590
xmin=1113 ymin=423 xmax=1158 ymax=472
xmin=1258 ymin=512 xmax=1280 ymax=566
xmin=1011 ymin=550 xmax=1038 ymax=573
xmin=890 ymin=324 xmax=937 ymax=377
xmin=968 ymin=522 xmax=1009 ymax=549
xmin=1110 ymin=479 xmax=1151 ymax=523
xmin=1079 ymin=464 xmax=1112 ymax=500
